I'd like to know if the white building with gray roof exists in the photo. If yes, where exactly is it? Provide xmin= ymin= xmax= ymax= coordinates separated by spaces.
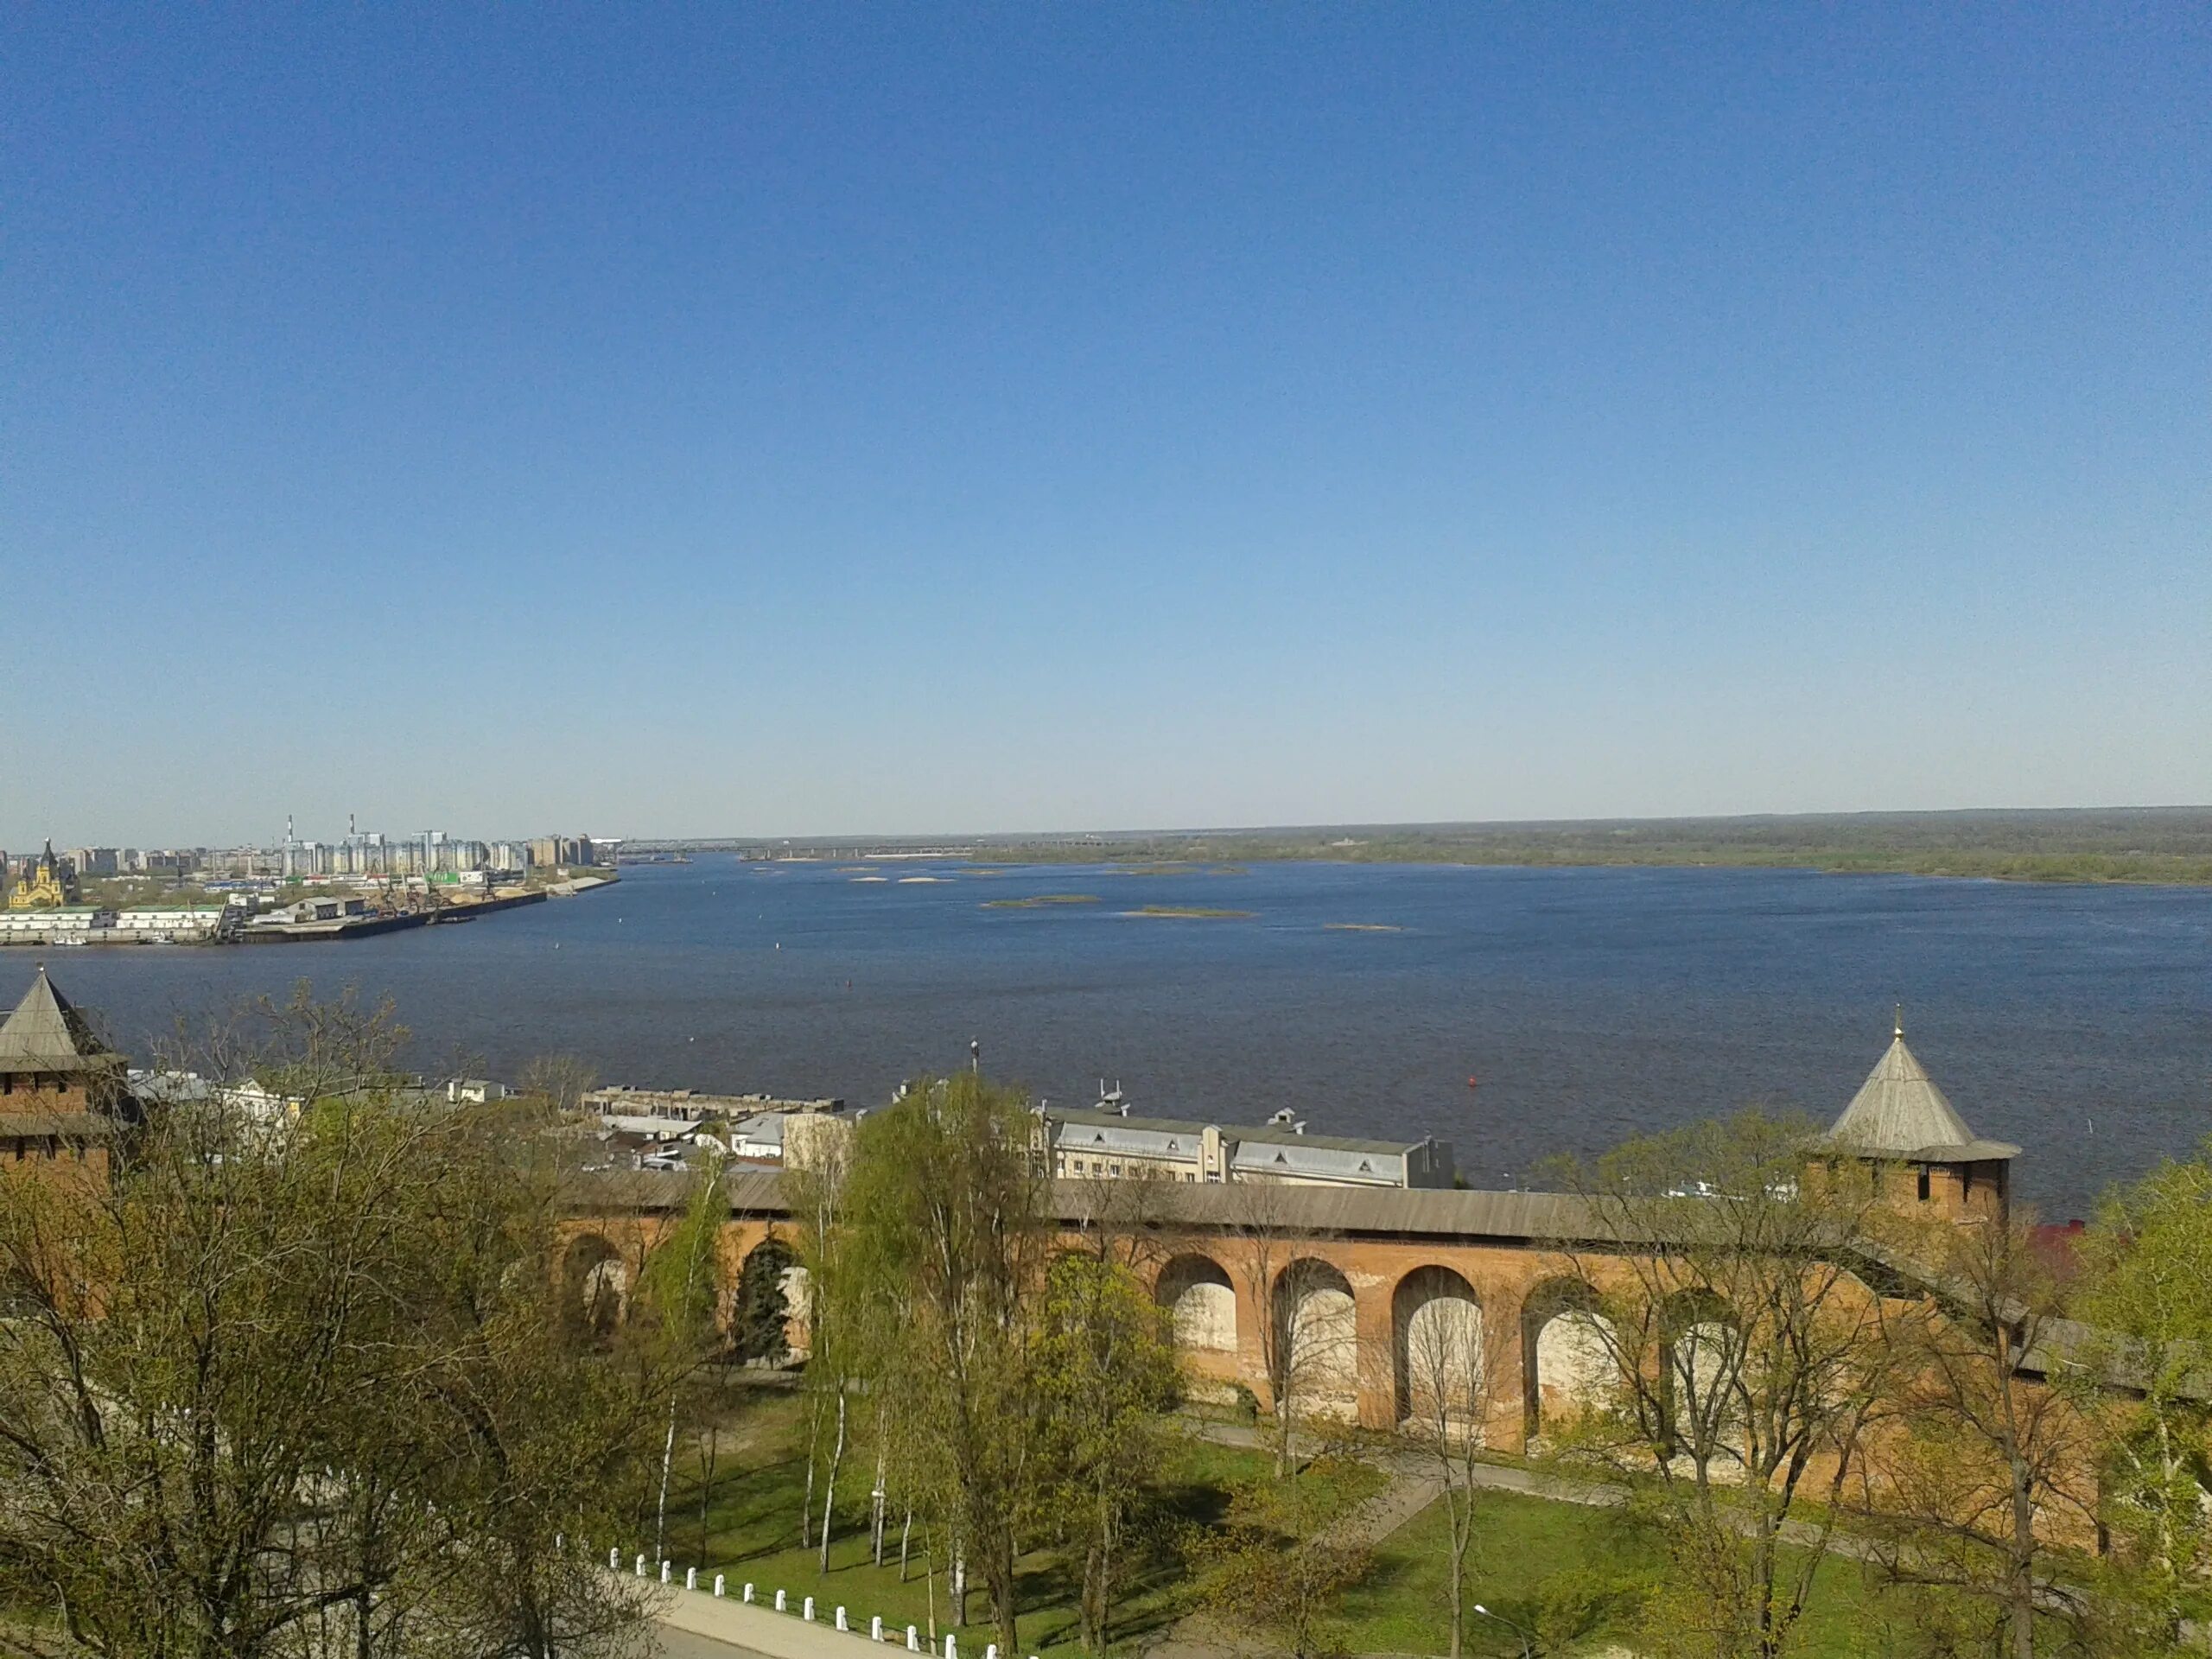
xmin=1034 ymin=1091 xmax=1453 ymax=1189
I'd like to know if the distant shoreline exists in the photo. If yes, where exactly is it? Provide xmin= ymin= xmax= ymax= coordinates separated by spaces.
xmin=967 ymin=846 xmax=2212 ymax=887
xmin=948 ymin=808 xmax=2212 ymax=888
xmin=595 ymin=809 xmax=2212 ymax=889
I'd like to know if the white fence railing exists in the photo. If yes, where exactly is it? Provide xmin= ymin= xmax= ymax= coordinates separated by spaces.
xmin=579 ymin=1535 xmax=1039 ymax=1659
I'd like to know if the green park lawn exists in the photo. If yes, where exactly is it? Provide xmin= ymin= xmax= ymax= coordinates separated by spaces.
xmin=1343 ymin=1487 xmax=1991 ymax=1659
xmin=652 ymin=1393 xmax=1954 ymax=1659
xmin=657 ymin=1394 xmax=1306 ymax=1659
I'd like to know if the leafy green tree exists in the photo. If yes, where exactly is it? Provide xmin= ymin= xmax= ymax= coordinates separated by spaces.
xmin=830 ymin=1157 xmax=935 ymax=1578
xmin=633 ymin=1157 xmax=731 ymax=1567
xmin=732 ymin=1232 xmax=798 ymax=1363
xmin=866 ymin=1263 xmax=958 ymax=1604
xmin=406 ymin=1109 xmax=670 ymax=1658
xmin=1036 ymin=1252 xmax=1182 ymax=1655
xmin=2075 ymin=1152 xmax=2212 ymax=1649
xmin=843 ymin=1071 xmax=1052 ymax=1659
xmin=0 ymin=993 xmax=667 ymax=1659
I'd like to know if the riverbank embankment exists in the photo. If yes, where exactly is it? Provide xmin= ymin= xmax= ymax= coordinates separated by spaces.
xmin=0 ymin=874 xmax=620 ymax=948
xmin=245 ymin=875 xmax=618 ymax=942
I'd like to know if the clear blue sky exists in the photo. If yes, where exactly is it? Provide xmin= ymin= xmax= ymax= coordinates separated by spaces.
xmin=4 ymin=6 xmax=2206 ymax=847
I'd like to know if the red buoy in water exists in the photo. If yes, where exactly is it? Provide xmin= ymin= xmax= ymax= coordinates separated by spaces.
xmin=1466 ymin=1075 xmax=1480 ymax=1089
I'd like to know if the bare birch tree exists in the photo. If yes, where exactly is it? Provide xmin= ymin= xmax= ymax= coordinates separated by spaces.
xmin=789 ymin=1125 xmax=855 ymax=1563
xmin=1058 ymin=1160 xmax=1180 ymax=1275
xmin=1397 ymin=1272 xmax=1516 ymax=1659
xmin=1549 ymin=1111 xmax=1905 ymax=1659
xmin=1222 ymin=1183 xmax=1356 ymax=1478
xmin=633 ymin=1157 xmax=731 ymax=1567
xmin=518 ymin=1052 xmax=599 ymax=1117
xmin=1856 ymin=1211 xmax=2098 ymax=1659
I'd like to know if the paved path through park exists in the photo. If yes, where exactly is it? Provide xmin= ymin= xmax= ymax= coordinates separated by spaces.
xmin=655 ymin=1626 xmax=770 ymax=1659
xmin=645 ymin=1575 xmax=920 ymax=1659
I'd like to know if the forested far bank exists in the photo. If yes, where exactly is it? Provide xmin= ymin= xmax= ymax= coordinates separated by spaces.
xmin=956 ymin=806 xmax=2212 ymax=886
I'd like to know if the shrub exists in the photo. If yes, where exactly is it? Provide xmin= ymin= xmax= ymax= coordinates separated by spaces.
xmin=1533 ymin=1565 xmax=1647 ymax=1649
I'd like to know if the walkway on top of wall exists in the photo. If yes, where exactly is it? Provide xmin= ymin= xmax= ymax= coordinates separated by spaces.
xmin=588 ymin=1169 xmax=1638 ymax=1249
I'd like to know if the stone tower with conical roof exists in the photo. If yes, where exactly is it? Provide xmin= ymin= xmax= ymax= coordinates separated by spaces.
xmin=1818 ymin=1015 xmax=2018 ymax=1224
xmin=0 ymin=965 xmax=124 ymax=1185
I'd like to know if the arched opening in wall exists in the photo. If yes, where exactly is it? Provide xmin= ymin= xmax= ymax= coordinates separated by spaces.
xmin=1393 ymin=1265 xmax=1484 ymax=1432
xmin=563 ymin=1233 xmax=628 ymax=1344
xmin=1660 ymin=1290 xmax=1744 ymax=1471
xmin=733 ymin=1235 xmax=798 ymax=1364
xmin=1156 ymin=1254 xmax=1237 ymax=1352
xmin=780 ymin=1261 xmax=814 ymax=1360
xmin=1520 ymin=1277 xmax=1615 ymax=1442
xmin=1274 ymin=1258 xmax=1359 ymax=1416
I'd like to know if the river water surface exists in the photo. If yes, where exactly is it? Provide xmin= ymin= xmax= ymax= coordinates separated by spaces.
xmin=23 ymin=860 xmax=2211 ymax=1220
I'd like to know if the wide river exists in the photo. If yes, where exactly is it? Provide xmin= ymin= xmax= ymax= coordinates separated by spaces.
xmin=20 ymin=860 xmax=2210 ymax=1219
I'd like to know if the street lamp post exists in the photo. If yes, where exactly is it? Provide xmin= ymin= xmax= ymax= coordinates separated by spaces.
xmin=1471 ymin=1603 xmax=1534 ymax=1659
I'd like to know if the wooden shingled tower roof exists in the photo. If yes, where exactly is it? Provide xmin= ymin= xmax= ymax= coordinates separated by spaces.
xmin=0 ymin=966 xmax=116 ymax=1075
xmin=1823 ymin=1014 xmax=2020 ymax=1165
